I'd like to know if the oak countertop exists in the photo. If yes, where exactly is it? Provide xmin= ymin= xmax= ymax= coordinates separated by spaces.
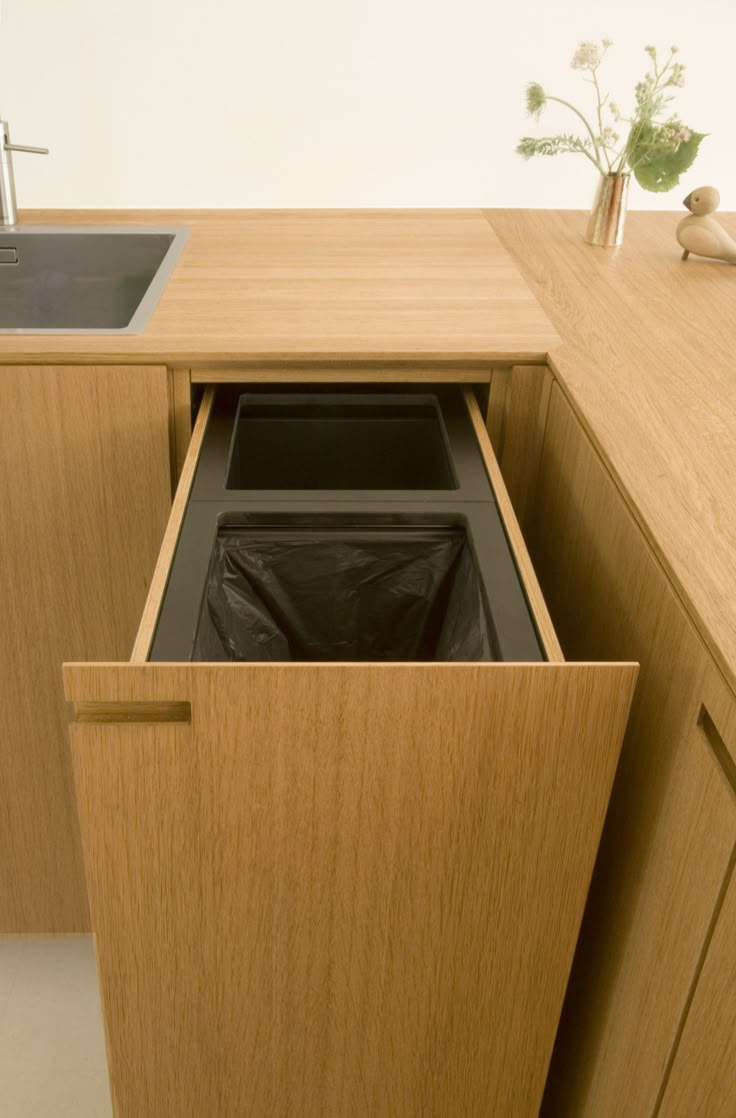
xmin=0 ymin=210 xmax=557 ymax=365
xmin=486 ymin=208 xmax=736 ymax=695
xmin=3 ymin=206 xmax=734 ymax=696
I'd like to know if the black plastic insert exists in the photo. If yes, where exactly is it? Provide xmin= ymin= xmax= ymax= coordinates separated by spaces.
xmin=225 ymin=394 xmax=457 ymax=491
xmin=192 ymin=518 xmax=495 ymax=662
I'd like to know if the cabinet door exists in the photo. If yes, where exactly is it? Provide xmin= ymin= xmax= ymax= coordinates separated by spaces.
xmin=532 ymin=383 xmax=736 ymax=1118
xmin=64 ymin=659 xmax=635 ymax=1118
xmin=0 ymin=365 xmax=172 ymax=931
xmin=658 ymin=847 xmax=736 ymax=1118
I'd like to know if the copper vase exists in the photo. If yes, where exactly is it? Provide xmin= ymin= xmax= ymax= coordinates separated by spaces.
xmin=585 ymin=173 xmax=630 ymax=246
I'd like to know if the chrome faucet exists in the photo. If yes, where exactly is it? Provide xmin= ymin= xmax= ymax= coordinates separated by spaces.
xmin=0 ymin=117 xmax=49 ymax=226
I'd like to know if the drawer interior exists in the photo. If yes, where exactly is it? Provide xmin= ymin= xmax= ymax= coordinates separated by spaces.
xmin=139 ymin=383 xmax=556 ymax=664
xmin=225 ymin=394 xmax=457 ymax=491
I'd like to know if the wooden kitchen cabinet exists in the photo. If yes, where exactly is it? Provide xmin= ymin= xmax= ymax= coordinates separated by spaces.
xmin=0 ymin=210 xmax=560 ymax=945
xmin=657 ymin=842 xmax=736 ymax=1118
xmin=507 ymin=380 xmax=736 ymax=1118
xmin=0 ymin=365 xmax=172 ymax=932
xmin=63 ymin=380 xmax=636 ymax=1118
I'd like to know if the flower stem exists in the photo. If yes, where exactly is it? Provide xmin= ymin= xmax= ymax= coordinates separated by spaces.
xmin=590 ymin=69 xmax=613 ymax=172
xmin=545 ymin=95 xmax=605 ymax=172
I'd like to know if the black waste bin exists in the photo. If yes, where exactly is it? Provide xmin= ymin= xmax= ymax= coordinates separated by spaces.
xmin=224 ymin=394 xmax=457 ymax=491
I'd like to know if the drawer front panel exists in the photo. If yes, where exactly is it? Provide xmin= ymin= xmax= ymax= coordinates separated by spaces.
xmin=64 ymin=659 xmax=636 ymax=1118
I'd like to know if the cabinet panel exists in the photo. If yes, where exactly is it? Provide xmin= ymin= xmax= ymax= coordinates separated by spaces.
xmin=65 ymin=659 xmax=635 ymax=1118
xmin=169 ymin=367 xmax=194 ymax=481
xmin=532 ymin=383 xmax=736 ymax=1118
xmin=486 ymin=365 xmax=552 ymax=535
xmin=0 ymin=365 xmax=172 ymax=931
xmin=658 ymin=847 xmax=736 ymax=1118
xmin=62 ymin=376 xmax=638 ymax=1114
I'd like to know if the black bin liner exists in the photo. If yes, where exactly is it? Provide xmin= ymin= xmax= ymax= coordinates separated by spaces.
xmin=192 ymin=524 xmax=496 ymax=662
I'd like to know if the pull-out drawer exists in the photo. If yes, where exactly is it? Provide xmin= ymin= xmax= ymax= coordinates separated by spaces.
xmin=64 ymin=382 xmax=637 ymax=1118
xmin=150 ymin=385 xmax=544 ymax=664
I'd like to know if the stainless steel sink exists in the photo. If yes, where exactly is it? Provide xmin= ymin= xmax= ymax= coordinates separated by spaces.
xmin=0 ymin=226 xmax=189 ymax=334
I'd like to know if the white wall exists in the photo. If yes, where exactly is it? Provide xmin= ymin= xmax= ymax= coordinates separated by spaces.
xmin=1 ymin=0 xmax=732 ymax=210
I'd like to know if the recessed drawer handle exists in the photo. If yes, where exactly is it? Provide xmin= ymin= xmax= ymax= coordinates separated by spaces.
xmin=698 ymin=705 xmax=736 ymax=793
xmin=72 ymin=701 xmax=191 ymax=725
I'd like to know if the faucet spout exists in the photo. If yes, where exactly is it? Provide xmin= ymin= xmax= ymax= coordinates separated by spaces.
xmin=0 ymin=118 xmax=49 ymax=227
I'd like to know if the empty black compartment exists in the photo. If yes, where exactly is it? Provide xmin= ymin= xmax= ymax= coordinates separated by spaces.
xmin=225 ymin=394 xmax=456 ymax=490
xmin=192 ymin=519 xmax=496 ymax=662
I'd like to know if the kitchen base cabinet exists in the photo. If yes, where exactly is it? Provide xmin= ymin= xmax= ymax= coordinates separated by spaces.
xmin=63 ymin=380 xmax=636 ymax=1118
xmin=0 ymin=365 xmax=172 ymax=932
xmin=517 ymin=381 xmax=736 ymax=1118
xmin=657 ymin=852 xmax=736 ymax=1118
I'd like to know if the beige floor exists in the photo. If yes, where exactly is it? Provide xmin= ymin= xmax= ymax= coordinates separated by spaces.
xmin=0 ymin=936 xmax=112 ymax=1117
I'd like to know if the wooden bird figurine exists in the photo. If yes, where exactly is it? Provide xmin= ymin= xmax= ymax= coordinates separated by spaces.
xmin=677 ymin=186 xmax=736 ymax=264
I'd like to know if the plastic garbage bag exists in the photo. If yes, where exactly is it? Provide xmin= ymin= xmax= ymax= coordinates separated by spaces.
xmin=192 ymin=526 xmax=496 ymax=662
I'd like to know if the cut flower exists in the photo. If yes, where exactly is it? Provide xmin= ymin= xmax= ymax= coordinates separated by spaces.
xmin=516 ymin=42 xmax=705 ymax=192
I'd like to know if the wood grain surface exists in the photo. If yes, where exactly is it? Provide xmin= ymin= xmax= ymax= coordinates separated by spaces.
xmin=487 ymin=365 xmax=553 ymax=535
xmin=130 ymin=387 xmax=213 ymax=662
xmin=485 ymin=366 xmax=512 ymax=454
xmin=657 ymin=848 xmax=736 ymax=1118
xmin=169 ymin=367 xmax=193 ymax=482
xmin=531 ymin=383 xmax=736 ymax=1118
xmin=464 ymin=389 xmax=562 ymax=661
xmin=0 ymin=366 xmax=171 ymax=932
xmin=64 ymin=660 xmax=636 ymax=1118
xmin=486 ymin=208 xmax=736 ymax=700
xmin=0 ymin=210 xmax=558 ymax=364
xmin=190 ymin=362 xmax=495 ymax=383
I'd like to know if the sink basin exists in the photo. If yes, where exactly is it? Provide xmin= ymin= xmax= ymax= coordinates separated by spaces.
xmin=0 ymin=226 xmax=189 ymax=334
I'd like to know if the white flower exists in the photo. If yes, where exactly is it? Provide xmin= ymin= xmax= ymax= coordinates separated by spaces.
xmin=673 ymin=126 xmax=692 ymax=143
xmin=670 ymin=63 xmax=686 ymax=87
xmin=525 ymin=82 xmax=547 ymax=115
xmin=571 ymin=41 xmax=602 ymax=70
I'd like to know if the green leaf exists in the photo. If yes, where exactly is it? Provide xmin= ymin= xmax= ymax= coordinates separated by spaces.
xmin=516 ymin=133 xmax=594 ymax=160
xmin=665 ymin=130 xmax=707 ymax=174
xmin=631 ymin=128 xmax=706 ymax=192
xmin=633 ymin=161 xmax=682 ymax=192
